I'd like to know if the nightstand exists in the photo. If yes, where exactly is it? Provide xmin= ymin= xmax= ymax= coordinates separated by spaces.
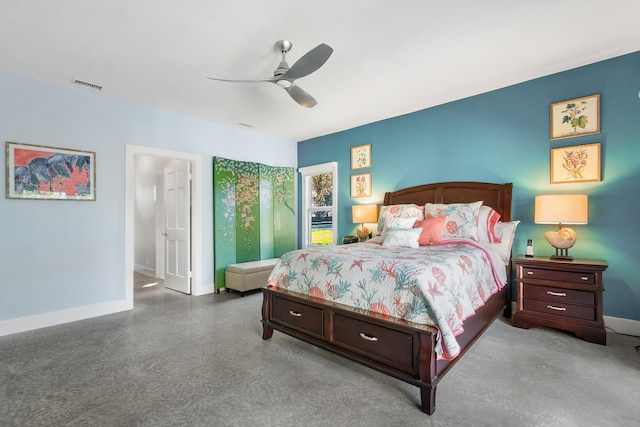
xmin=512 ymin=256 xmax=608 ymax=345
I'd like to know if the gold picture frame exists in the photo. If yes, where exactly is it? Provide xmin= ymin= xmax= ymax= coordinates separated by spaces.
xmin=350 ymin=144 xmax=371 ymax=170
xmin=550 ymin=142 xmax=601 ymax=184
xmin=550 ymin=94 xmax=600 ymax=140
xmin=351 ymin=173 xmax=372 ymax=198
xmin=6 ymin=141 xmax=96 ymax=200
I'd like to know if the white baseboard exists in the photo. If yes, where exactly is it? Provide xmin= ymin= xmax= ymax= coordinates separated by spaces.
xmin=604 ymin=316 xmax=640 ymax=337
xmin=0 ymin=299 xmax=132 ymax=337
xmin=134 ymin=265 xmax=155 ymax=276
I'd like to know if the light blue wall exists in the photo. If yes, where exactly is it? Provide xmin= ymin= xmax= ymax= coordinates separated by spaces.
xmin=0 ymin=70 xmax=296 ymax=323
xmin=298 ymin=51 xmax=640 ymax=321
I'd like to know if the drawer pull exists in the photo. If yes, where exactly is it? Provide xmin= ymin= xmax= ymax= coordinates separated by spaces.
xmin=581 ymin=276 xmax=589 ymax=281
xmin=359 ymin=332 xmax=378 ymax=342
xmin=547 ymin=291 xmax=567 ymax=297
xmin=289 ymin=310 xmax=302 ymax=317
xmin=547 ymin=305 xmax=566 ymax=312
xmin=526 ymin=271 xmax=534 ymax=275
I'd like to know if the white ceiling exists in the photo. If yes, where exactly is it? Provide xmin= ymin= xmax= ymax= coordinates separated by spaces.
xmin=1 ymin=1 xmax=639 ymax=143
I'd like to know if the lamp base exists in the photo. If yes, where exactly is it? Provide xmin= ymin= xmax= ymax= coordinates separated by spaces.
xmin=550 ymin=255 xmax=574 ymax=261
xmin=550 ymin=247 xmax=573 ymax=261
xmin=356 ymin=225 xmax=371 ymax=241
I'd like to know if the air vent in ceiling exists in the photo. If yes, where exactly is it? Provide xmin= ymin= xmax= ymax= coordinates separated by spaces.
xmin=70 ymin=79 xmax=103 ymax=91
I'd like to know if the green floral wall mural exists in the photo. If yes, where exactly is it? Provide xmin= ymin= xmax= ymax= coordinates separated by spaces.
xmin=213 ymin=157 xmax=295 ymax=290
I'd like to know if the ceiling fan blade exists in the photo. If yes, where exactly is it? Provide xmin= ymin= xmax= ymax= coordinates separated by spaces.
xmin=206 ymin=76 xmax=275 ymax=83
xmin=286 ymin=84 xmax=317 ymax=108
xmin=280 ymin=43 xmax=333 ymax=81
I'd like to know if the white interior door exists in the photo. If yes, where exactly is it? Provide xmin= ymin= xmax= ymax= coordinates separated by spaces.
xmin=163 ymin=162 xmax=191 ymax=294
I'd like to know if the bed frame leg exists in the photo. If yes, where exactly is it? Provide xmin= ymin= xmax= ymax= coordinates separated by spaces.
xmin=261 ymin=288 xmax=273 ymax=340
xmin=420 ymin=385 xmax=436 ymax=415
xmin=262 ymin=322 xmax=273 ymax=340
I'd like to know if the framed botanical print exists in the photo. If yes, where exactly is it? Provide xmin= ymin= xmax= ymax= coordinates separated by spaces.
xmin=550 ymin=94 xmax=600 ymax=140
xmin=350 ymin=144 xmax=371 ymax=170
xmin=550 ymin=142 xmax=601 ymax=184
xmin=351 ymin=173 xmax=371 ymax=198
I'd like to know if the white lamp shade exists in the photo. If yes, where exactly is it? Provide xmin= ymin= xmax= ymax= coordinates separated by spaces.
xmin=534 ymin=194 xmax=588 ymax=225
xmin=352 ymin=204 xmax=378 ymax=224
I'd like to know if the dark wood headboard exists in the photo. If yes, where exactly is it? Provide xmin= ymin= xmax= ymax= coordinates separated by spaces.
xmin=383 ymin=182 xmax=513 ymax=221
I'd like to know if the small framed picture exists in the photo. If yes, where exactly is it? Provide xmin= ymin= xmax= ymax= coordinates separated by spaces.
xmin=550 ymin=94 xmax=600 ymax=140
xmin=6 ymin=141 xmax=96 ymax=200
xmin=351 ymin=173 xmax=371 ymax=198
xmin=350 ymin=144 xmax=371 ymax=170
xmin=550 ymin=142 xmax=601 ymax=184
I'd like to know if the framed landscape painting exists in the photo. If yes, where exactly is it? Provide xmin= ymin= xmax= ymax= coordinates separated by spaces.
xmin=6 ymin=141 xmax=96 ymax=200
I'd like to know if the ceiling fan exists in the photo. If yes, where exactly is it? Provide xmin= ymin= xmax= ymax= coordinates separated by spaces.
xmin=206 ymin=40 xmax=333 ymax=108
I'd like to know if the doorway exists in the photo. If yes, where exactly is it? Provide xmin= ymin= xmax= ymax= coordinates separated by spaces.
xmin=125 ymin=145 xmax=204 ymax=308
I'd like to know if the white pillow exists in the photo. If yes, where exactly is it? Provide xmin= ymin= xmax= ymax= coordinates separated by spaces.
xmin=380 ymin=216 xmax=419 ymax=240
xmin=491 ymin=221 xmax=520 ymax=263
xmin=382 ymin=227 xmax=421 ymax=249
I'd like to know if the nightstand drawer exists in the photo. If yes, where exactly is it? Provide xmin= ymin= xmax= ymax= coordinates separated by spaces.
xmin=271 ymin=296 xmax=324 ymax=337
xmin=521 ymin=267 xmax=595 ymax=285
xmin=523 ymin=284 xmax=595 ymax=306
xmin=523 ymin=298 xmax=595 ymax=321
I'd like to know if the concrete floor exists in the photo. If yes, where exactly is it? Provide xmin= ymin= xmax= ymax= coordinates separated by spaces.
xmin=1 ymin=274 xmax=639 ymax=426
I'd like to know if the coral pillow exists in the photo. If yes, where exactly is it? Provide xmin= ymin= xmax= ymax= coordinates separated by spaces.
xmin=413 ymin=217 xmax=446 ymax=246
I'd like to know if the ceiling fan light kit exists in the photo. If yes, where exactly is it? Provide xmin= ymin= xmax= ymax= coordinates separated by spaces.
xmin=206 ymin=40 xmax=333 ymax=108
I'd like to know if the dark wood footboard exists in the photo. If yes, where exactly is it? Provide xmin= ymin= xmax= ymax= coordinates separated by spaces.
xmin=261 ymin=285 xmax=508 ymax=414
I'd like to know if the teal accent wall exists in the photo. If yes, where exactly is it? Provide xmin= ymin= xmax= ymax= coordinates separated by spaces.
xmin=298 ymin=51 xmax=640 ymax=321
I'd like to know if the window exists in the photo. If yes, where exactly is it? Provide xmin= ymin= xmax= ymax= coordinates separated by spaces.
xmin=299 ymin=162 xmax=338 ymax=247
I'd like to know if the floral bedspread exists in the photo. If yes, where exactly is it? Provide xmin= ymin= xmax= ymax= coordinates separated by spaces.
xmin=267 ymin=239 xmax=506 ymax=360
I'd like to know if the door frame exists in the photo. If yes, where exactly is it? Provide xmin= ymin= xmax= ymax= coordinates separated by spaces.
xmin=125 ymin=144 xmax=203 ymax=308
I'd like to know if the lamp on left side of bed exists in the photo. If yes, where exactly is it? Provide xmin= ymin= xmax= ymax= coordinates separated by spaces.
xmin=352 ymin=204 xmax=378 ymax=241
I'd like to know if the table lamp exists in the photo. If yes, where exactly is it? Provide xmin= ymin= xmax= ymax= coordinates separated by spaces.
xmin=352 ymin=204 xmax=378 ymax=241
xmin=534 ymin=194 xmax=588 ymax=260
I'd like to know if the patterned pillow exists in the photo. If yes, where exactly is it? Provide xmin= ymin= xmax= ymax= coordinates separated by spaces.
xmin=478 ymin=205 xmax=502 ymax=243
xmin=377 ymin=204 xmax=425 ymax=236
xmin=381 ymin=227 xmax=421 ymax=249
xmin=413 ymin=216 xmax=446 ymax=246
xmin=424 ymin=201 xmax=482 ymax=240
xmin=380 ymin=216 xmax=420 ymax=240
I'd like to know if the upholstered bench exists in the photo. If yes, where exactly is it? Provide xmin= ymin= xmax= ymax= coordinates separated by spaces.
xmin=225 ymin=258 xmax=279 ymax=296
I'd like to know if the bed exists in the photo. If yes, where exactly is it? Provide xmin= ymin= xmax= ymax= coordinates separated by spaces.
xmin=261 ymin=181 xmax=513 ymax=415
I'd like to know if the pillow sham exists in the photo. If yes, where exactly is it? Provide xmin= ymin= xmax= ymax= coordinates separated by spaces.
xmin=377 ymin=204 xmax=425 ymax=236
xmin=380 ymin=216 xmax=419 ymax=240
xmin=413 ymin=217 xmax=446 ymax=246
xmin=424 ymin=201 xmax=482 ymax=240
xmin=382 ymin=226 xmax=421 ymax=249
xmin=478 ymin=205 xmax=502 ymax=243
xmin=491 ymin=220 xmax=520 ymax=263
